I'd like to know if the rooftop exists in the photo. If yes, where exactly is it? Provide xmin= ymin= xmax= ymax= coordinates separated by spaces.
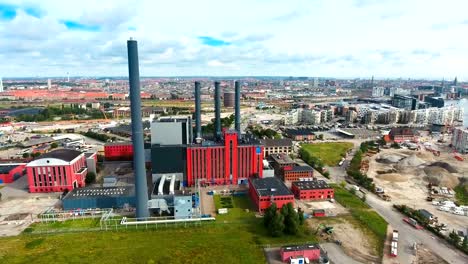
xmin=260 ymin=138 xmax=293 ymax=147
xmin=281 ymin=244 xmax=320 ymax=252
xmin=269 ymin=153 xmax=294 ymax=165
xmin=286 ymin=165 xmax=314 ymax=172
xmin=38 ymin=149 xmax=83 ymax=162
xmin=250 ymin=177 xmax=293 ymax=197
xmin=390 ymin=127 xmax=416 ymax=136
xmin=292 ymin=180 xmax=331 ymax=190
xmin=0 ymin=164 xmax=24 ymax=174
xmin=285 ymin=128 xmax=315 ymax=136
xmin=20 ymin=137 xmax=55 ymax=147
xmin=104 ymin=142 xmax=133 ymax=146
xmin=63 ymin=186 xmax=135 ymax=200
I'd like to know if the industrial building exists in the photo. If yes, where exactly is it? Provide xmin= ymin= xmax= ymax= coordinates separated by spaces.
xmin=151 ymin=81 xmax=264 ymax=187
xmin=104 ymin=142 xmax=134 ymax=161
xmin=260 ymin=138 xmax=293 ymax=158
xmin=0 ymin=163 xmax=26 ymax=183
xmin=280 ymin=244 xmax=321 ymax=263
xmin=291 ymin=180 xmax=334 ymax=200
xmin=269 ymin=153 xmax=295 ymax=177
xmin=284 ymin=128 xmax=315 ymax=141
xmin=248 ymin=177 xmax=294 ymax=212
xmin=26 ymin=149 xmax=97 ymax=193
xmin=283 ymin=166 xmax=314 ymax=182
xmin=62 ymin=186 xmax=135 ymax=210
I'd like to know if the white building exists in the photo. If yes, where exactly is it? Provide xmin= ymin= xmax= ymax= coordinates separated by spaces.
xmin=452 ymin=128 xmax=468 ymax=154
xmin=284 ymin=109 xmax=302 ymax=125
xmin=0 ymin=77 xmax=3 ymax=92
xmin=372 ymin=86 xmax=385 ymax=97
xmin=302 ymin=109 xmax=321 ymax=125
xmin=47 ymin=79 xmax=52 ymax=90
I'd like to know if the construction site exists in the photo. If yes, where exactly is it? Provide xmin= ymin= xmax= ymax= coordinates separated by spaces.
xmin=365 ymin=138 xmax=468 ymax=235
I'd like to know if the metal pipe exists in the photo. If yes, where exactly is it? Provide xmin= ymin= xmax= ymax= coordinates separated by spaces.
xmin=194 ymin=81 xmax=202 ymax=141
xmin=127 ymin=39 xmax=149 ymax=219
xmin=235 ymin=80 xmax=241 ymax=139
xmin=214 ymin=81 xmax=221 ymax=140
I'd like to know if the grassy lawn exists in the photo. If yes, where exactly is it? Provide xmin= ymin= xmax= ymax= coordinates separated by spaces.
xmin=454 ymin=184 xmax=468 ymax=205
xmin=332 ymin=185 xmax=387 ymax=257
xmin=24 ymin=218 xmax=101 ymax=233
xmin=0 ymin=196 xmax=317 ymax=263
xmin=300 ymin=142 xmax=354 ymax=166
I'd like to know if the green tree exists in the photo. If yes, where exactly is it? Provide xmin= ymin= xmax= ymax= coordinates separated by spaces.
xmin=85 ymin=172 xmax=96 ymax=184
xmin=281 ymin=203 xmax=299 ymax=235
xmin=462 ymin=236 xmax=468 ymax=250
xmin=50 ymin=142 xmax=58 ymax=149
xmin=22 ymin=152 xmax=30 ymax=158
xmin=31 ymin=152 xmax=41 ymax=158
xmin=263 ymin=203 xmax=277 ymax=227
xmin=449 ymin=230 xmax=461 ymax=245
xmin=268 ymin=211 xmax=285 ymax=237
xmin=339 ymin=181 xmax=346 ymax=188
xmin=297 ymin=207 xmax=305 ymax=226
xmin=317 ymin=134 xmax=324 ymax=140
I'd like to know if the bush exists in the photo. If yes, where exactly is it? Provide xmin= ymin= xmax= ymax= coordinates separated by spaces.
xmin=85 ymin=172 xmax=96 ymax=184
xmin=50 ymin=142 xmax=58 ymax=149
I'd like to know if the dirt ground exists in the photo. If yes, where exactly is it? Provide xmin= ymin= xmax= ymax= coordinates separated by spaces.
xmin=295 ymin=200 xmax=349 ymax=216
xmin=415 ymin=245 xmax=449 ymax=264
xmin=367 ymin=144 xmax=468 ymax=234
xmin=308 ymin=216 xmax=381 ymax=264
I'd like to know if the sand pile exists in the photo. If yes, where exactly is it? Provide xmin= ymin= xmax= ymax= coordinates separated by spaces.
xmin=423 ymin=166 xmax=460 ymax=188
xmin=428 ymin=162 xmax=458 ymax=173
xmin=376 ymin=173 xmax=408 ymax=182
xmin=398 ymin=154 xmax=426 ymax=167
xmin=376 ymin=153 xmax=405 ymax=164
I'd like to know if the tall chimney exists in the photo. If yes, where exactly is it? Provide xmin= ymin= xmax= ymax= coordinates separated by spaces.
xmin=127 ymin=39 xmax=149 ymax=219
xmin=235 ymin=81 xmax=241 ymax=139
xmin=214 ymin=81 xmax=221 ymax=140
xmin=194 ymin=81 xmax=202 ymax=142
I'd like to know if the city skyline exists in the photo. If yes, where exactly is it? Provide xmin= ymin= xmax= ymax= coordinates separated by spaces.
xmin=0 ymin=0 xmax=468 ymax=79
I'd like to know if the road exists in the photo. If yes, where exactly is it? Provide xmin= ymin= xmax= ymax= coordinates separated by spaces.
xmin=321 ymin=243 xmax=363 ymax=264
xmin=366 ymin=193 xmax=468 ymax=264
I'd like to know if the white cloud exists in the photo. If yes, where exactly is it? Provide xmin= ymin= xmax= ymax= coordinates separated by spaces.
xmin=0 ymin=0 xmax=467 ymax=79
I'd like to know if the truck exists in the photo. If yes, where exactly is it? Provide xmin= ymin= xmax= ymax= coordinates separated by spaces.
xmin=403 ymin=217 xmax=423 ymax=229
xmin=377 ymin=193 xmax=391 ymax=201
xmin=390 ymin=230 xmax=399 ymax=257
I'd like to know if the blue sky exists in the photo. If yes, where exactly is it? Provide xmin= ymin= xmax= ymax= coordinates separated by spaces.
xmin=0 ymin=0 xmax=467 ymax=79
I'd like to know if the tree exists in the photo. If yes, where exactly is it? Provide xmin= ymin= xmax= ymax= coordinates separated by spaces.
xmin=31 ymin=152 xmax=41 ymax=158
xmin=339 ymin=181 xmax=346 ymax=189
xmin=317 ymin=134 xmax=324 ymax=140
xmin=85 ymin=172 xmax=96 ymax=184
xmin=22 ymin=152 xmax=30 ymax=158
xmin=268 ymin=212 xmax=285 ymax=237
xmin=449 ymin=230 xmax=461 ymax=245
xmin=462 ymin=236 xmax=468 ymax=250
xmin=297 ymin=207 xmax=305 ymax=226
xmin=50 ymin=142 xmax=58 ymax=149
xmin=263 ymin=203 xmax=277 ymax=227
xmin=282 ymin=203 xmax=300 ymax=235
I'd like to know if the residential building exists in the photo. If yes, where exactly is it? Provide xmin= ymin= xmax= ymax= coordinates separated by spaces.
xmin=389 ymin=127 xmax=418 ymax=143
xmin=260 ymin=138 xmax=293 ymax=158
xmin=248 ymin=177 xmax=294 ymax=212
xmin=452 ymin=128 xmax=468 ymax=154
xmin=372 ymin=86 xmax=385 ymax=97
xmin=392 ymin=95 xmax=415 ymax=110
xmin=291 ymin=180 xmax=334 ymax=200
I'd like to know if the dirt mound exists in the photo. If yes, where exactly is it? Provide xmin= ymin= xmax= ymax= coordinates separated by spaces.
xmin=376 ymin=153 xmax=405 ymax=164
xmin=376 ymin=173 xmax=408 ymax=182
xmin=423 ymin=166 xmax=460 ymax=188
xmin=399 ymin=154 xmax=425 ymax=167
xmin=427 ymin=162 xmax=458 ymax=173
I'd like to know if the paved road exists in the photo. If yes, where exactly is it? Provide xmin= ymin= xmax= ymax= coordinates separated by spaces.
xmin=366 ymin=193 xmax=468 ymax=264
xmin=321 ymin=243 xmax=363 ymax=264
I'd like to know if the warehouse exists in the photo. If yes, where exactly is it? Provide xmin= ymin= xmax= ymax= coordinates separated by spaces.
xmin=0 ymin=163 xmax=26 ymax=183
xmin=62 ymin=186 xmax=135 ymax=210
xmin=248 ymin=177 xmax=294 ymax=212
xmin=291 ymin=180 xmax=334 ymax=200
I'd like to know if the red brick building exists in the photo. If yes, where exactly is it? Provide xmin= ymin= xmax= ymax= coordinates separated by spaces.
xmin=26 ymin=149 xmax=94 ymax=193
xmin=248 ymin=177 xmax=294 ymax=213
xmin=280 ymin=244 xmax=321 ymax=262
xmin=283 ymin=165 xmax=314 ymax=181
xmin=0 ymin=164 xmax=26 ymax=183
xmin=389 ymin=127 xmax=418 ymax=143
xmin=104 ymin=142 xmax=133 ymax=161
xmin=291 ymin=180 xmax=334 ymax=200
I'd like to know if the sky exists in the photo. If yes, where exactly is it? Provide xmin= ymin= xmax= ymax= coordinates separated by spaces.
xmin=0 ymin=0 xmax=468 ymax=79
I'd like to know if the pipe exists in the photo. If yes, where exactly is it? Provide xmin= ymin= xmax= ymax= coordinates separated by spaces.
xmin=235 ymin=81 xmax=241 ymax=139
xmin=121 ymin=217 xmax=216 ymax=225
xmin=194 ymin=81 xmax=202 ymax=141
xmin=127 ymin=39 xmax=149 ymax=219
xmin=169 ymin=174 xmax=176 ymax=195
xmin=214 ymin=81 xmax=221 ymax=140
xmin=158 ymin=175 xmax=166 ymax=195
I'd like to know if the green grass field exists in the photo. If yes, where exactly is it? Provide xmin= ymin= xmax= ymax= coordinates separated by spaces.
xmin=0 ymin=196 xmax=317 ymax=263
xmin=454 ymin=184 xmax=468 ymax=205
xmin=300 ymin=142 xmax=354 ymax=166
xmin=332 ymin=185 xmax=387 ymax=257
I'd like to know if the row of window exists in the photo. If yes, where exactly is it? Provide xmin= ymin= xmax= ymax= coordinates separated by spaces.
xmin=258 ymin=196 xmax=293 ymax=202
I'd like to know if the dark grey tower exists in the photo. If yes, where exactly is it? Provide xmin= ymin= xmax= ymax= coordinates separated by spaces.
xmin=234 ymin=81 xmax=241 ymax=139
xmin=194 ymin=81 xmax=202 ymax=142
xmin=214 ymin=81 xmax=221 ymax=140
xmin=127 ymin=39 xmax=149 ymax=219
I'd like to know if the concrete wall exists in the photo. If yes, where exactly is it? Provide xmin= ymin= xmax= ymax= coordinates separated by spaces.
xmin=151 ymin=122 xmax=185 ymax=145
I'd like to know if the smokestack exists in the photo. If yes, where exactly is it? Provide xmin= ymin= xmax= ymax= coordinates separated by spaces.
xmin=214 ymin=81 xmax=221 ymax=140
xmin=194 ymin=81 xmax=202 ymax=142
xmin=127 ymin=39 xmax=149 ymax=219
xmin=235 ymin=81 xmax=241 ymax=139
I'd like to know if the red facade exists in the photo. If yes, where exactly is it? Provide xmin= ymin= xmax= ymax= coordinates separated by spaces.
xmin=283 ymin=168 xmax=314 ymax=182
xmin=248 ymin=178 xmax=294 ymax=213
xmin=104 ymin=143 xmax=134 ymax=161
xmin=26 ymin=155 xmax=88 ymax=193
xmin=186 ymin=131 xmax=263 ymax=186
xmin=0 ymin=164 xmax=26 ymax=183
xmin=291 ymin=183 xmax=334 ymax=200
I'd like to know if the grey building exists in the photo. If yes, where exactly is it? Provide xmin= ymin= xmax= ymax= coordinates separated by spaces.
xmin=259 ymin=138 xmax=293 ymax=158
xmin=392 ymin=95 xmax=415 ymax=110
xmin=151 ymin=116 xmax=192 ymax=145
xmin=62 ymin=186 xmax=135 ymax=210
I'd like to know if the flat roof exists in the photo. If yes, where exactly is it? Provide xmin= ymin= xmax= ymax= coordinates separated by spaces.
xmin=0 ymin=164 xmax=23 ymax=174
xmin=250 ymin=177 xmax=293 ymax=197
xmin=21 ymin=137 xmax=55 ymax=147
xmin=63 ymin=186 xmax=135 ymax=200
xmin=39 ymin=149 xmax=82 ymax=162
xmin=287 ymin=165 xmax=313 ymax=172
xmin=269 ymin=153 xmax=294 ymax=165
xmin=292 ymin=180 xmax=331 ymax=190
xmin=281 ymin=244 xmax=320 ymax=252
xmin=260 ymin=138 xmax=293 ymax=147
xmin=104 ymin=142 xmax=132 ymax=146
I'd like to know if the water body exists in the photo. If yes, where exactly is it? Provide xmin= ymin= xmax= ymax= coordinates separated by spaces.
xmin=446 ymin=98 xmax=468 ymax=127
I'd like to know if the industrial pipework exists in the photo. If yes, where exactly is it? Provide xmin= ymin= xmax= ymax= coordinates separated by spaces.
xmin=214 ymin=81 xmax=221 ymax=140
